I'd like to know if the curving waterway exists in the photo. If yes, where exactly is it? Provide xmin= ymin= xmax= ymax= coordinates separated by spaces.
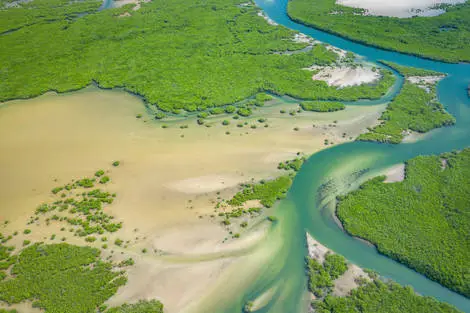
xmin=214 ymin=0 xmax=470 ymax=312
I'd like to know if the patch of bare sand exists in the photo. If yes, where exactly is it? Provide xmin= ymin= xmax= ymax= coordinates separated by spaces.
xmin=0 ymin=303 xmax=42 ymax=313
xmin=383 ymin=163 xmax=405 ymax=183
xmin=311 ymin=65 xmax=380 ymax=88
xmin=336 ymin=0 xmax=466 ymax=18
xmin=0 ymin=88 xmax=385 ymax=313
xmin=248 ymin=285 xmax=278 ymax=311
xmin=332 ymin=264 xmax=369 ymax=296
xmin=166 ymin=174 xmax=243 ymax=194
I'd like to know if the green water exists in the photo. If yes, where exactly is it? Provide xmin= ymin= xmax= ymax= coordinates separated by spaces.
xmin=213 ymin=0 xmax=470 ymax=312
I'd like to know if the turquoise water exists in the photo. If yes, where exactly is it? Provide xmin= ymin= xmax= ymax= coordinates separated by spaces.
xmin=216 ymin=0 xmax=470 ymax=312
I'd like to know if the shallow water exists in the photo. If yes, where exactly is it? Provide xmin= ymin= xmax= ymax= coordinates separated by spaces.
xmin=213 ymin=0 xmax=470 ymax=312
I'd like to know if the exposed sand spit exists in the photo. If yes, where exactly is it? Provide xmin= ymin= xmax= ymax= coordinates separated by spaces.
xmin=336 ymin=0 xmax=466 ymax=18
xmin=306 ymin=232 xmax=330 ymax=264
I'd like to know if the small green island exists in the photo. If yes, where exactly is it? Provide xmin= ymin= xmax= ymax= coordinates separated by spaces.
xmin=357 ymin=63 xmax=455 ymax=143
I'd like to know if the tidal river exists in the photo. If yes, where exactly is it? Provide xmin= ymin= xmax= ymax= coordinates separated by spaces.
xmin=213 ymin=0 xmax=470 ymax=312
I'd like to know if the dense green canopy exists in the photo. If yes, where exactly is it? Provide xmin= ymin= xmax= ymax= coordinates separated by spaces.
xmin=314 ymin=280 xmax=461 ymax=313
xmin=0 ymin=0 xmax=395 ymax=112
xmin=0 ymin=244 xmax=127 ymax=313
xmin=288 ymin=0 xmax=470 ymax=63
xmin=337 ymin=149 xmax=470 ymax=297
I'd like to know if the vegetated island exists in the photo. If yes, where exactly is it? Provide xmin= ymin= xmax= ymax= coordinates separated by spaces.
xmin=304 ymin=233 xmax=462 ymax=313
xmin=287 ymin=0 xmax=470 ymax=63
xmin=336 ymin=148 xmax=470 ymax=298
xmin=1 ymin=0 xmax=395 ymax=115
xmin=357 ymin=62 xmax=455 ymax=144
xmin=213 ymin=156 xmax=306 ymax=237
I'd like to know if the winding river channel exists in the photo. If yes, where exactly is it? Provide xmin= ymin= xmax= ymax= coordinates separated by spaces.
xmin=215 ymin=0 xmax=470 ymax=312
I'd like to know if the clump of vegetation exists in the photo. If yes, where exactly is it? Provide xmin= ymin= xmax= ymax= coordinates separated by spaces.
xmin=118 ymin=258 xmax=135 ymax=267
xmin=85 ymin=236 xmax=96 ymax=243
xmin=228 ymin=176 xmax=293 ymax=208
xmin=301 ymin=101 xmax=345 ymax=112
xmin=288 ymin=0 xmax=470 ymax=63
xmin=237 ymin=108 xmax=253 ymax=117
xmin=77 ymin=178 xmax=94 ymax=188
xmin=95 ymin=170 xmax=105 ymax=177
xmin=33 ymin=171 xmax=122 ymax=241
xmin=337 ymin=149 xmax=470 ymax=297
xmin=306 ymin=253 xmax=347 ymax=297
xmin=112 ymin=161 xmax=120 ymax=167
xmin=244 ymin=301 xmax=254 ymax=313
xmin=278 ymin=157 xmax=306 ymax=172
xmin=255 ymin=93 xmax=273 ymax=104
xmin=0 ymin=243 xmax=127 ymax=313
xmin=99 ymin=176 xmax=110 ymax=184
xmin=267 ymin=216 xmax=278 ymax=222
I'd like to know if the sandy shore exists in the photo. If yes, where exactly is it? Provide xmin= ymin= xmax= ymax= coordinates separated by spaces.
xmin=336 ymin=0 xmax=466 ymax=18
xmin=0 ymin=88 xmax=385 ymax=313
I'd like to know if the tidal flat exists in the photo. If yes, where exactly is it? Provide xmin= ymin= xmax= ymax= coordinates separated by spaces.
xmin=0 ymin=87 xmax=385 ymax=313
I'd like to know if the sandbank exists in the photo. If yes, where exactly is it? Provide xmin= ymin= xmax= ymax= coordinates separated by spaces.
xmin=336 ymin=0 xmax=466 ymax=18
xmin=383 ymin=163 xmax=405 ymax=183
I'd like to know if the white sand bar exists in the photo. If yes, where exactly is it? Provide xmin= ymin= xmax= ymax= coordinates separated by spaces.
xmin=312 ymin=66 xmax=380 ymax=88
xmin=337 ymin=0 xmax=466 ymax=18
